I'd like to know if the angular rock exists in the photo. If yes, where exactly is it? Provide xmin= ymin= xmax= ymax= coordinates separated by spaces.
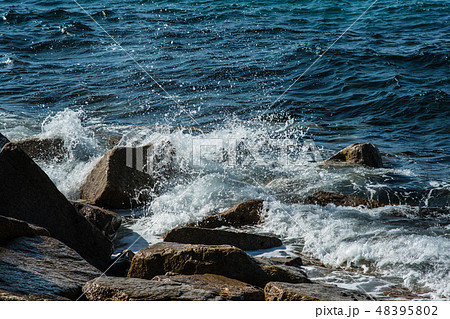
xmin=0 ymin=142 xmax=113 ymax=270
xmin=264 ymin=282 xmax=374 ymax=301
xmin=15 ymin=137 xmax=67 ymax=162
xmin=191 ymin=199 xmax=265 ymax=228
xmin=325 ymin=143 xmax=383 ymax=168
xmin=0 ymin=132 xmax=9 ymax=149
xmin=128 ymin=242 xmax=310 ymax=287
xmin=163 ymin=226 xmax=282 ymax=251
xmin=83 ymin=277 xmax=221 ymax=301
xmin=256 ymin=256 xmax=303 ymax=268
xmin=0 ymin=215 xmax=50 ymax=243
xmin=153 ymin=274 xmax=264 ymax=300
xmin=304 ymin=191 xmax=383 ymax=208
xmin=0 ymin=235 xmax=102 ymax=300
xmin=80 ymin=146 xmax=154 ymax=209
xmin=71 ymin=201 xmax=122 ymax=240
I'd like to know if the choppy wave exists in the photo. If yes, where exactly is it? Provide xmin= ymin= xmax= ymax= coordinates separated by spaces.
xmin=1 ymin=0 xmax=449 ymax=299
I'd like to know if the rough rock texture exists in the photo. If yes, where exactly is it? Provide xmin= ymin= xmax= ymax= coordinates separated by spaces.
xmin=264 ymin=282 xmax=374 ymax=301
xmin=152 ymin=274 xmax=264 ymax=300
xmin=325 ymin=143 xmax=383 ymax=168
xmin=0 ymin=289 xmax=69 ymax=301
xmin=71 ymin=201 xmax=122 ymax=240
xmin=80 ymin=146 xmax=155 ymax=208
xmin=191 ymin=199 xmax=265 ymax=228
xmin=15 ymin=137 xmax=66 ymax=162
xmin=83 ymin=277 xmax=222 ymax=301
xmin=163 ymin=226 xmax=282 ymax=251
xmin=0 ymin=236 xmax=102 ymax=300
xmin=0 ymin=142 xmax=113 ymax=270
xmin=304 ymin=191 xmax=383 ymax=208
xmin=128 ymin=242 xmax=310 ymax=287
xmin=0 ymin=215 xmax=50 ymax=243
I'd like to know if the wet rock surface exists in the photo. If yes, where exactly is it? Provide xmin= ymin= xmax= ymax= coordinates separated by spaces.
xmin=0 ymin=215 xmax=50 ymax=243
xmin=163 ymin=226 xmax=282 ymax=251
xmin=264 ymin=282 xmax=374 ymax=301
xmin=325 ymin=143 xmax=383 ymax=168
xmin=83 ymin=277 xmax=222 ymax=301
xmin=0 ymin=236 xmax=102 ymax=300
xmin=71 ymin=201 xmax=122 ymax=240
xmin=15 ymin=137 xmax=67 ymax=162
xmin=190 ymin=199 xmax=265 ymax=228
xmin=0 ymin=142 xmax=113 ymax=270
xmin=128 ymin=242 xmax=309 ymax=287
xmin=152 ymin=273 xmax=264 ymax=300
xmin=80 ymin=146 xmax=155 ymax=209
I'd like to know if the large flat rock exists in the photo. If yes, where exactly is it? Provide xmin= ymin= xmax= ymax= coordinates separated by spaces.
xmin=0 ymin=236 xmax=102 ymax=300
xmin=264 ymin=282 xmax=374 ymax=301
xmin=163 ymin=226 xmax=282 ymax=251
xmin=83 ymin=277 xmax=221 ymax=301
xmin=128 ymin=242 xmax=310 ymax=287
xmin=152 ymin=274 xmax=264 ymax=300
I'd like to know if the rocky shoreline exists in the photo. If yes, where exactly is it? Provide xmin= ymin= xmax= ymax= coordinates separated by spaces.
xmin=0 ymin=132 xmax=438 ymax=301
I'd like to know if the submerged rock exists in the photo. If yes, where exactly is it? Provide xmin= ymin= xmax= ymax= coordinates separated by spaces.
xmin=152 ymin=274 xmax=264 ymax=301
xmin=83 ymin=277 xmax=221 ymax=301
xmin=71 ymin=201 xmax=122 ymax=240
xmin=191 ymin=199 xmax=265 ymax=228
xmin=163 ymin=226 xmax=282 ymax=251
xmin=264 ymin=282 xmax=374 ymax=301
xmin=304 ymin=190 xmax=383 ymax=208
xmin=325 ymin=143 xmax=383 ymax=168
xmin=128 ymin=242 xmax=310 ymax=287
xmin=15 ymin=137 xmax=67 ymax=162
xmin=0 ymin=235 xmax=102 ymax=300
xmin=0 ymin=142 xmax=113 ymax=270
xmin=0 ymin=215 xmax=50 ymax=243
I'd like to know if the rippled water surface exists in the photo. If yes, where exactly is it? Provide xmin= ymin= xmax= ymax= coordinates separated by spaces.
xmin=1 ymin=0 xmax=449 ymax=299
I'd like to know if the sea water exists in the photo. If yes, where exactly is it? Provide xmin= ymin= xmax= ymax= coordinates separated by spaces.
xmin=1 ymin=0 xmax=449 ymax=299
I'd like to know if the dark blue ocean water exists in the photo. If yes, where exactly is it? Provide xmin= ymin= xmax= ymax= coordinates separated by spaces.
xmin=1 ymin=0 xmax=449 ymax=298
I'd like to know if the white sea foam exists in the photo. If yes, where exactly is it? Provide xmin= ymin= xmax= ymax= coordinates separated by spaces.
xmin=6 ymin=111 xmax=448 ymax=299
